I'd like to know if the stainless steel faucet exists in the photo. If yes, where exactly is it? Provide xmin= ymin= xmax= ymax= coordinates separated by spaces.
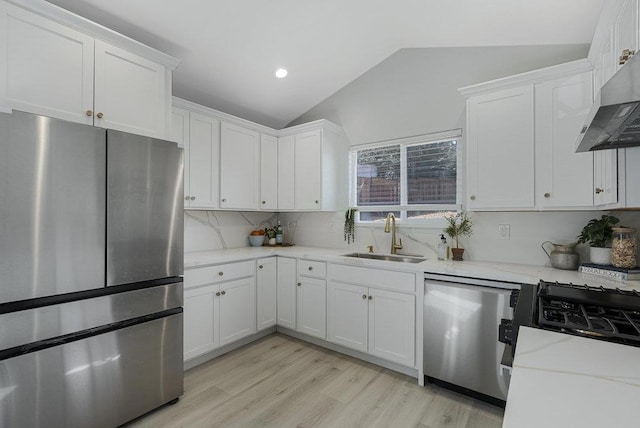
xmin=384 ymin=213 xmax=403 ymax=254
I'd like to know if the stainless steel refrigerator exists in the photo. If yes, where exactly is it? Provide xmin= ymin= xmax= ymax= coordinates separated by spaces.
xmin=0 ymin=111 xmax=184 ymax=427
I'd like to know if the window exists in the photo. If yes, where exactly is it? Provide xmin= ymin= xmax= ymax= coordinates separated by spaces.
xmin=349 ymin=130 xmax=461 ymax=224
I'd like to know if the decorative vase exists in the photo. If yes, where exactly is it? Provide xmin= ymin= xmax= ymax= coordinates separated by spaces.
xmin=451 ymin=248 xmax=465 ymax=261
xmin=589 ymin=246 xmax=611 ymax=265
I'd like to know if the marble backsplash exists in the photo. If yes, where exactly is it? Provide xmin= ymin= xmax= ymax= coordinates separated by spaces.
xmin=185 ymin=209 xmax=640 ymax=267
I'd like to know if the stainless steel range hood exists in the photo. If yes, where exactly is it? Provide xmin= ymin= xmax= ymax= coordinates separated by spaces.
xmin=576 ymin=53 xmax=640 ymax=152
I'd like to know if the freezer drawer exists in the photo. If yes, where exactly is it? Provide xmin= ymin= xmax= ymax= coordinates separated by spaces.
xmin=107 ymin=129 xmax=184 ymax=286
xmin=0 ymin=313 xmax=184 ymax=428
xmin=424 ymin=278 xmax=512 ymax=401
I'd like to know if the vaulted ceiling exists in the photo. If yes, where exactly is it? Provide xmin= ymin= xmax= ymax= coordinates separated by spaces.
xmin=46 ymin=0 xmax=604 ymax=128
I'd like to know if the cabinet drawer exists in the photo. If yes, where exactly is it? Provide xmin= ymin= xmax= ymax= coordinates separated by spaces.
xmin=329 ymin=264 xmax=415 ymax=293
xmin=298 ymin=260 xmax=326 ymax=278
xmin=185 ymin=260 xmax=254 ymax=289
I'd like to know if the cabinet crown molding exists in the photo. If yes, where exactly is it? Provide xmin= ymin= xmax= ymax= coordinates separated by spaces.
xmin=7 ymin=0 xmax=181 ymax=70
xmin=458 ymin=58 xmax=593 ymax=98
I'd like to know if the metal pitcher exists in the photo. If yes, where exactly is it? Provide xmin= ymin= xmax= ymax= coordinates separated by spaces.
xmin=541 ymin=241 xmax=579 ymax=270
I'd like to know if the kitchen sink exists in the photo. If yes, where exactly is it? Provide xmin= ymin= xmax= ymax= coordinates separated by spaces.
xmin=342 ymin=252 xmax=427 ymax=263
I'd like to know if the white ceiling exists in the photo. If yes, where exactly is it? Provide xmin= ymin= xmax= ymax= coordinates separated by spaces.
xmin=46 ymin=0 xmax=604 ymax=129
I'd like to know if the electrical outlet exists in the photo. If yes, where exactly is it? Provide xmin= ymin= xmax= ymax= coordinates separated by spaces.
xmin=498 ymin=224 xmax=510 ymax=240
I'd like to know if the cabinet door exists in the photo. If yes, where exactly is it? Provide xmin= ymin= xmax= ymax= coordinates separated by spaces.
xmin=594 ymin=149 xmax=618 ymax=206
xmin=219 ymin=277 xmax=256 ymax=346
xmin=327 ymin=281 xmax=368 ymax=353
xmin=614 ymin=0 xmax=638 ymax=72
xmin=94 ymin=40 xmax=167 ymax=138
xmin=368 ymin=288 xmax=415 ymax=367
xmin=467 ymin=86 xmax=535 ymax=209
xmin=256 ymin=257 xmax=277 ymax=330
xmin=188 ymin=112 xmax=220 ymax=209
xmin=296 ymin=276 xmax=326 ymax=339
xmin=278 ymin=136 xmax=295 ymax=210
xmin=220 ymin=122 xmax=260 ymax=209
xmin=0 ymin=3 xmax=94 ymax=125
xmin=184 ymin=284 xmax=219 ymax=360
xmin=171 ymin=107 xmax=190 ymax=207
xmin=294 ymin=130 xmax=322 ymax=210
xmin=535 ymin=72 xmax=594 ymax=208
xmin=276 ymin=257 xmax=297 ymax=329
xmin=260 ymin=134 xmax=278 ymax=210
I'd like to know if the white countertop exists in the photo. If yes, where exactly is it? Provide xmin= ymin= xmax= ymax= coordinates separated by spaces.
xmin=503 ymin=327 xmax=640 ymax=428
xmin=184 ymin=246 xmax=640 ymax=292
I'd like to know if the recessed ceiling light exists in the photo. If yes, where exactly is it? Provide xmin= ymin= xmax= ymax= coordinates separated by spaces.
xmin=275 ymin=68 xmax=288 ymax=79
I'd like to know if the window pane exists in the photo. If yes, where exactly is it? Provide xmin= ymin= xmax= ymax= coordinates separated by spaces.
xmin=407 ymin=210 xmax=456 ymax=220
xmin=359 ymin=211 xmax=401 ymax=222
xmin=407 ymin=141 xmax=457 ymax=204
xmin=356 ymin=145 xmax=400 ymax=206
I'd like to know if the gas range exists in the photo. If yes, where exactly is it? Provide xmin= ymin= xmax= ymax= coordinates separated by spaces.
xmin=499 ymin=280 xmax=640 ymax=367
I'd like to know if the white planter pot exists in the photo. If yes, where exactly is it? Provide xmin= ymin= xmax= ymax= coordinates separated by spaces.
xmin=590 ymin=247 xmax=611 ymax=265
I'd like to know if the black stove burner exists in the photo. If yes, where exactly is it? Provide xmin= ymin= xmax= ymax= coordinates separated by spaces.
xmin=537 ymin=281 xmax=640 ymax=347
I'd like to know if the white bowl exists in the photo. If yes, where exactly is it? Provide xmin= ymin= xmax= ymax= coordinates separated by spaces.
xmin=249 ymin=235 xmax=265 ymax=247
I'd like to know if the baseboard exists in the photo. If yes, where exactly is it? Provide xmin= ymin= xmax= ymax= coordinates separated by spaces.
xmin=276 ymin=326 xmax=419 ymax=381
xmin=184 ymin=326 xmax=276 ymax=370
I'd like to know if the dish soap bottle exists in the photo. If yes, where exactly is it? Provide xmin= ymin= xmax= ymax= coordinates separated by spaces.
xmin=438 ymin=234 xmax=448 ymax=261
xmin=275 ymin=221 xmax=283 ymax=245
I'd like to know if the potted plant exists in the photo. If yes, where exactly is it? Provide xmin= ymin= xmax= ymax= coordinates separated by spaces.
xmin=444 ymin=211 xmax=473 ymax=261
xmin=577 ymin=214 xmax=619 ymax=265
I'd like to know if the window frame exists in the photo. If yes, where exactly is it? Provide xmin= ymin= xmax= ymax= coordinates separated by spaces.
xmin=349 ymin=129 xmax=463 ymax=227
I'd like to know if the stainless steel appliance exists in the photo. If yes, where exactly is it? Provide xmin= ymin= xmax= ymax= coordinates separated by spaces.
xmin=0 ymin=111 xmax=184 ymax=427
xmin=576 ymin=52 xmax=640 ymax=152
xmin=500 ymin=280 xmax=640 ymax=367
xmin=423 ymin=273 xmax=516 ymax=404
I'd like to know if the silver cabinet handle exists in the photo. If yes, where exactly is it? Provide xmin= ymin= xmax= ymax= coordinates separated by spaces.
xmin=215 ymin=292 xmax=221 ymax=297
xmin=258 ymin=265 xmax=263 ymax=269
xmin=222 ymin=198 xmax=227 ymax=202
xmin=262 ymin=201 xmax=266 ymax=204
xmin=595 ymin=188 xmax=603 ymax=194
xmin=221 ymin=290 xmax=226 ymax=295
xmin=308 ymin=266 xmax=313 ymax=271
xmin=218 ymin=272 xmax=224 ymax=276
xmin=85 ymin=110 xmax=93 ymax=117
xmin=315 ymin=200 xmax=319 ymax=204
xmin=470 ymin=195 xmax=476 ymax=201
xmin=185 ymin=196 xmax=189 ymax=200
xmin=544 ymin=193 xmax=551 ymax=198
xmin=297 ymin=282 xmax=301 ymax=286
xmin=190 ymin=196 xmax=195 ymax=200
xmin=368 ymin=295 xmax=372 ymax=300
xmin=96 ymin=112 xmax=104 ymax=119
xmin=362 ymin=294 xmax=367 ymax=299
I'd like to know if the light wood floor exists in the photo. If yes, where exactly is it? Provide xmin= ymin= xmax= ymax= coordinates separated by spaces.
xmin=129 ymin=333 xmax=504 ymax=428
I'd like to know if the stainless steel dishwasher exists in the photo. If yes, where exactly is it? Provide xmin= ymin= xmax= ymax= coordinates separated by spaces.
xmin=423 ymin=273 xmax=517 ymax=403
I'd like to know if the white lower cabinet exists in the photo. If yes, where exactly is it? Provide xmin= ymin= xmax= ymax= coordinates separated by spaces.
xmin=276 ymin=257 xmax=297 ymax=330
xmin=296 ymin=276 xmax=326 ymax=339
xmin=183 ymin=261 xmax=256 ymax=362
xmin=256 ymin=257 xmax=277 ymax=330
xmin=327 ymin=281 xmax=415 ymax=367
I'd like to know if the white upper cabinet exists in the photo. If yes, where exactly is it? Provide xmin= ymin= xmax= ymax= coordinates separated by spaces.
xmin=0 ymin=2 xmax=94 ymax=125
xmin=188 ymin=112 xmax=220 ymax=209
xmin=93 ymin=40 xmax=168 ymax=138
xmin=614 ymin=0 xmax=639 ymax=71
xmin=466 ymin=85 xmax=535 ymax=210
xmin=535 ymin=71 xmax=594 ymax=208
xmin=220 ymin=122 xmax=260 ymax=210
xmin=278 ymin=125 xmax=341 ymax=211
xmin=260 ymin=134 xmax=278 ymax=210
xmin=0 ymin=1 xmax=177 ymax=138
xmin=461 ymin=59 xmax=599 ymax=211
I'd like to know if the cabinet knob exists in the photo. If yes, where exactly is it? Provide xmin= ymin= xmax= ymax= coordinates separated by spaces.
xmin=619 ymin=49 xmax=636 ymax=65
xmin=297 ymin=282 xmax=301 ymax=286
xmin=218 ymin=272 xmax=224 ymax=276
xmin=308 ymin=266 xmax=313 ymax=271
xmin=470 ymin=195 xmax=476 ymax=201
xmin=96 ymin=112 xmax=104 ymax=119
xmin=221 ymin=290 xmax=226 ymax=295
xmin=190 ymin=196 xmax=195 ymax=200
xmin=185 ymin=196 xmax=190 ymax=200
xmin=595 ymin=187 xmax=604 ymax=194
xmin=362 ymin=294 xmax=367 ymax=299
xmin=85 ymin=110 xmax=93 ymax=117
xmin=544 ymin=192 xmax=551 ymax=198
xmin=315 ymin=200 xmax=319 ymax=204
xmin=262 ymin=201 xmax=266 ymax=204
xmin=222 ymin=198 xmax=227 ymax=203
xmin=258 ymin=265 xmax=263 ymax=269
xmin=215 ymin=292 xmax=221 ymax=297
xmin=368 ymin=295 xmax=373 ymax=300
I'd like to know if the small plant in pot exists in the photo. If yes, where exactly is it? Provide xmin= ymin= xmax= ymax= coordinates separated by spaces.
xmin=444 ymin=211 xmax=473 ymax=261
xmin=577 ymin=214 xmax=619 ymax=265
